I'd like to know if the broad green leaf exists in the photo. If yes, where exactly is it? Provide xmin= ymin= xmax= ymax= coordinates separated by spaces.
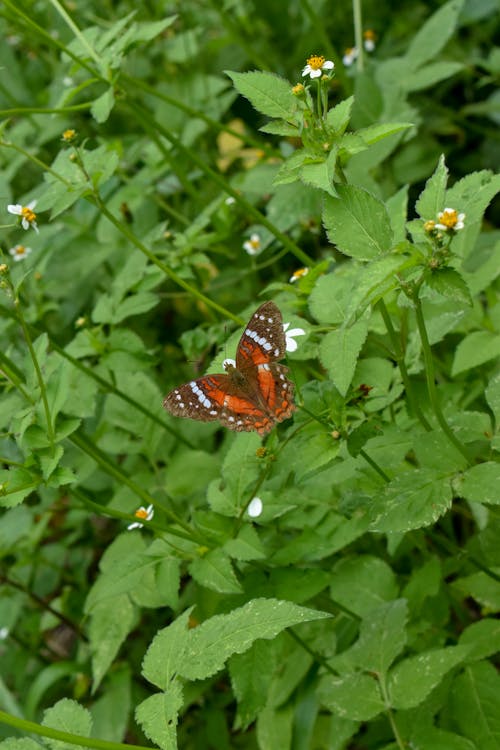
xmin=0 ymin=741 xmax=41 ymax=750
xmin=406 ymin=61 xmax=464 ymax=92
xmin=452 ymin=570 xmax=500 ymax=611
xmin=450 ymin=662 xmax=500 ymax=750
xmin=446 ymin=171 xmax=500 ymax=259
xmin=323 ymin=185 xmax=393 ymax=259
xmin=309 ymin=263 xmax=364 ymax=325
xmin=386 ymin=185 xmax=409 ymax=243
xmin=415 ymin=154 xmax=448 ymax=220
xmin=409 ymin=727 xmax=477 ymax=750
xmin=178 ymin=598 xmax=330 ymax=681
xmin=402 ymin=557 xmax=442 ymax=615
xmin=272 ymin=568 xmax=331 ymax=604
xmin=369 ymin=468 xmax=453 ymax=532
xmin=340 ymin=122 xmax=413 ymax=156
xmin=91 ymin=88 xmax=115 ymax=123
xmin=329 ymin=556 xmax=398 ymax=618
xmin=224 ymin=525 xmax=266 ymax=562
xmin=0 ymin=467 xmax=37 ymax=508
xmin=424 ymin=269 xmax=472 ymax=306
xmin=260 ymin=120 xmax=299 ymax=136
xmin=90 ymin=596 xmax=134 ymax=691
xmin=142 ymin=609 xmax=192 ymax=689
xmin=459 ymin=619 xmax=500 ymax=661
xmin=486 ymin=372 xmax=500 ymax=427
xmin=226 ymin=71 xmax=297 ymax=120
xmin=344 ymin=254 xmax=416 ymax=323
xmin=135 ymin=686 xmax=183 ymax=750
xmin=42 ymin=699 xmax=92 ymax=750
xmin=458 ymin=463 xmax=500 ymax=505
xmin=229 ymin=640 xmax=277 ymax=730
xmin=318 ymin=673 xmax=384 ymax=721
xmin=188 ymin=548 xmax=243 ymax=595
xmin=413 ymin=429 xmax=468 ymax=473
xmin=326 ymin=96 xmax=354 ymax=134
xmin=405 ymin=0 xmax=464 ymax=69
xmin=256 ymin=704 xmax=293 ymax=750
xmin=452 ymin=331 xmax=500 ymax=375
xmin=333 ymin=600 xmax=408 ymax=676
xmin=319 ymin=317 xmax=369 ymax=396
xmin=90 ymin=668 xmax=131 ymax=743
xmin=388 ymin=646 xmax=469 ymax=709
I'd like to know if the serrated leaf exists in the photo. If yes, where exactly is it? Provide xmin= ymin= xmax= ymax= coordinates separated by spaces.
xmin=458 ymin=463 xmax=500 ymax=505
xmin=450 ymin=662 xmax=500 ymax=749
xmin=452 ymin=331 xmax=500 ymax=376
xmin=459 ymin=618 xmax=500 ymax=662
xmin=369 ymin=468 xmax=453 ymax=532
xmin=189 ymin=548 xmax=243 ymax=594
xmin=142 ymin=609 xmax=192 ymax=689
xmin=416 ymin=154 xmax=448 ymax=220
xmin=178 ymin=598 xmax=330 ymax=681
xmin=226 ymin=70 xmax=297 ymax=120
xmin=323 ymin=185 xmax=393 ymax=259
xmin=42 ymin=699 xmax=92 ymax=750
xmin=326 ymin=96 xmax=354 ymax=134
xmin=318 ymin=673 xmax=384 ymax=721
xmin=389 ymin=646 xmax=469 ymax=709
xmin=344 ymin=254 xmax=416 ymax=324
xmin=135 ymin=686 xmax=183 ymax=750
xmin=229 ymin=640 xmax=277 ymax=730
xmin=0 ymin=741 xmax=42 ymax=750
xmin=330 ymin=556 xmax=398 ymax=618
xmin=319 ymin=317 xmax=369 ymax=396
xmin=425 ymin=268 xmax=472 ymax=305
xmin=90 ymin=596 xmax=134 ymax=691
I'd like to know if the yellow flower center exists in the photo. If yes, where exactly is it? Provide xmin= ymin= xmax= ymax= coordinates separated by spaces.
xmin=16 ymin=245 xmax=27 ymax=255
xmin=438 ymin=209 xmax=459 ymax=228
xmin=364 ymin=30 xmax=375 ymax=40
xmin=292 ymin=267 xmax=308 ymax=280
xmin=307 ymin=55 xmax=325 ymax=70
xmin=424 ymin=220 xmax=436 ymax=233
xmin=292 ymin=83 xmax=304 ymax=95
xmin=249 ymin=238 xmax=260 ymax=250
xmin=135 ymin=508 xmax=148 ymax=520
xmin=62 ymin=128 xmax=76 ymax=141
xmin=21 ymin=207 xmax=36 ymax=223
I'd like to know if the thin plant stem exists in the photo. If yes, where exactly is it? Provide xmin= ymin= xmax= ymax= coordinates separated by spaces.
xmin=47 ymin=0 xmax=104 ymax=71
xmin=413 ymin=295 xmax=470 ymax=463
xmin=353 ymin=0 xmax=364 ymax=72
xmin=359 ymin=449 xmax=390 ymax=482
xmin=377 ymin=675 xmax=406 ymax=750
xmin=378 ymin=300 xmax=432 ymax=431
xmin=15 ymin=303 xmax=56 ymax=453
xmin=0 ymin=710 xmax=152 ymax=750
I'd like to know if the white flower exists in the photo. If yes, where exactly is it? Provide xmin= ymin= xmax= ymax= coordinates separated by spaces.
xmin=435 ymin=207 xmax=465 ymax=232
xmin=363 ymin=31 xmax=376 ymax=52
xmin=343 ymin=47 xmax=359 ymax=66
xmin=302 ymin=55 xmax=335 ymax=79
xmin=127 ymin=504 xmax=154 ymax=530
xmin=247 ymin=497 xmax=263 ymax=518
xmin=243 ymin=232 xmax=262 ymax=255
xmin=9 ymin=244 xmax=33 ymax=262
xmin=7 ymin=200 xmax=39 ymax=233
xmin=225 ymin=196 xmax=236 ymax=205
xmin=0 ymin=627 xmax=9 ymax=640
xmin=63 ymin=76 xmax=74 ymax=87
xmin=283 ymin=322 xmax=305 ymax=352
xmin=289 ymin=267 xmax=309 ymax=283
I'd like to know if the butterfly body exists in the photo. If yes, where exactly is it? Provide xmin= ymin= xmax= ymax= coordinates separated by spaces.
xmin=163 ymin=302 xmax=295 ymax=435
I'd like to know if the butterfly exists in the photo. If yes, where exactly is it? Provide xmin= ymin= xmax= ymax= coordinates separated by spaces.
xmin=163 ymin=301 xmax=295 ymax=435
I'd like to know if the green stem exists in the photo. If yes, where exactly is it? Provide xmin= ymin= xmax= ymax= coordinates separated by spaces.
xmin=359 ymin=449 xmax=390 ymax=482
xmin=15 ymin=304 xmax=56 ymax=452
xmin=413 ymin=295 xmax=470 ymax=463
xmin=0 ymin=350 xmax=35 ymax=404
xmin=46 ymin=0 xmax=104 ymax=71
xmin=0 ymin=710 xmax=152 ymax=750
xmin=378 ymin=300 xmax=432 ymax=432
xmin=0 ymin=141 xmax=72 ymax=187
xmin=377 ymin=676 xmax=406 ymax=750
xmin=125 ymin=99 xmax=314 ymax=267
xmin=69 ymin=432 xmax=204 ymax=544
xmin=0 ymin=104 xmax=93 ymax=116
xmin=352 ymin=0 xmax=364 ymax=72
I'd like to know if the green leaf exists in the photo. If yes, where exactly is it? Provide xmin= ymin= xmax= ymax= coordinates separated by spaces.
xmin=389 ymin=646 xmax=469 ymax=709
xmin=452 ymin=570 xmax=500 ymax=611
xmin=229 ymin=640 xmax=277 ymax=730
xmin=226 ymin=70 xmax=297 ymax=120
xmin=326 ymin=96 xmax=354 ymax=134
xmin=459 ymin=619 xmax=500 ymax=662
xmin=188 ymin=548 xmax=243 ymax=594
xmin=409 ymin=727 xmax=477 ymax=750
xmin=386 ymin=185 xmax=409 ymax=244
xmin=329 ymin=555 xmax=398 ymax=618
xmin=142 ymin=609 xmax=193 ymax=689
xmin=0 ymin=741 xmax=42 ymax=750
xmin=486 ymin=372 xmax=500 ymax=428
xmin=256 ymin=705 xmax=293 ymax=750
xmin=318 ymin=673 xmax=385 ymax=721
xmin=450 ymin=662 xmax=500 ymax=750
xmin=319 ymin=317 xmax=369 ymax=396
xmin=415 ymin=154 xmax=448 ymax=220
xmin=42 ymin=699 xmax=92 ymax=750
xmin=178 ymin=598 xmax=330 ymax=681
xmin=135 ymin=686 xmax=183 ymax=750
xmin=452 ymin=331 xmax=500 ymax=376
xmin=91 ymin=87 xmax=115 ymax=124
xmin=425 ymin=269 xmax=472 ymax=306
xmin=333 ymin=600 xmax=408 ymax=676
xmin=405 ymin=0 xmax=465 ymax=69
xmin=344 ymin=254 xmax=416 ymax=324
xmin=90 ymin=596 xmax=135 ymax=691
xmin=340 ymin=122 xmax=413 ymax=156
xmin=369 ymin=469 xmax=453 ymax=532
xmin=323 ymin=185 xmax=393 ymax=260
xmin=406 ymin=61 xmax=464 ymax=92
xmin=0 ymin=467 xmax=37 ymax=508
xmin=458 ymin=463 xmax=500 ymax=505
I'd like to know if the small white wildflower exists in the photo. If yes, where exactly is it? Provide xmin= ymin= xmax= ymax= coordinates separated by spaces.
xmin=435 ymin=207 xmax=465 ymax=232
xmin=247 ymin=497 xmax=263 ymax=518
xmin=127 ymin=504 xmax=154 ymax=530
xmin=9 ymin=244 xmax=33 ymax=262
xmin=7 ymin=200 xmax=39 ymax=233
xmin=283 ymin=322 xmax=306 ymax=352
xmin=302 ymin=55 xmax=335 ymax=79
xmin=343 ymin=47 xmax=359 ymax=66
xmin=0 ymin=627 xmax=9 ymax=640
xmin=289 ymin=267 xmax=309 ymax=283
xmin=225 ymin=196 xmax=236 ymax=205
xmin=243 ymin=232 xmax=262 ymax=255
xmin=363 ymin=31 xmax=376 ymax=52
